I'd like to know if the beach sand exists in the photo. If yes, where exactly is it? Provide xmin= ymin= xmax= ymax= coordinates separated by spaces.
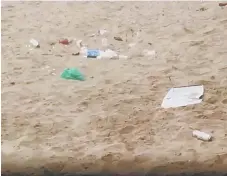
xmin=1 ymin=1 xmax=227 ymax=174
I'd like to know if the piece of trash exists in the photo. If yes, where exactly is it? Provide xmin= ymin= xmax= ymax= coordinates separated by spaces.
xmin=61 ymin=68 xmax=85 ymax=81
xmin=192 ymin=130 xmax=212 ymax=141
xmin=197 ymin=7 xmax=207 ymax=11
xmin=81 ymin=48 xmax=114 ymax=59
xmin=30 ymin=39 xmax=40 ymax=48
xmin=10 ymin=82 xmax=15 ymax=85
xmin=76 ymin=40 xmax=83 ymax=48
xmin=97 ymin=49 xmax=118 ymax=59
xmin=72 ymin=52 xmax=80 ymax=56
xmin=114 ymin=36 xmax=123 ymax=41
xmin=161 ymin=85 xmax=204 ymax=108
xmin=80 ymin=47 xmax=119 ymax=59
xmin=219 ymin=3 xmax=227 ymax=6
xmin=98 ymin=29 xmax=108 ymax=36
xmin=87 ymin=49 xmax=100 ymax=58
xmin=59 ymin=39 xmax=71 ymax=45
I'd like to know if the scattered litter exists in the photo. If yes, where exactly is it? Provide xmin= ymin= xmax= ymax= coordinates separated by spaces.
xmin=61 ymin=68 xmax=85 ymax=81
xmin=80 ymin=47 xmax=119 ymax=59
xmin=197 ymin=7 xmax=207 ymax=11
xmin=59 ymin=39 xmax=72 ymax=45
xmin=76 ymin=40 xmax=84 ymax=48
xmin=30 ymin=39 xmax=40 ymax=48
xmin=72 ymin=52 xmax=80 ymax=56
xmin=87 ymin=49 xmax=100 ymax=58
xmin=161 ymin=85 xmax=204 ymax=108
xmin=114 ymin=36 xmax=123 ymax=41
xmin=219 ymin=3 xmax=227 ymax=6
xmin=98 ymin=29 xmax=108 ymax=36
xmin=192 ymin=130 xmax=212 ymax=141
xmin=97 ymin=49 xmax=118 ymax=59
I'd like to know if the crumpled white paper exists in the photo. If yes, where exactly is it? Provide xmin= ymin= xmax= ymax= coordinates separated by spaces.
xmin=161 ymin=85 xmax=204 ymax=108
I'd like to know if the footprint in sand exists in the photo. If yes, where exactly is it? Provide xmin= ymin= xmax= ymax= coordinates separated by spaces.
xmin=119 ymin=125 xmax=135 ymax=134
xmin=206 ymin=97 xmax=219 ymax=104
xmin=221 ymin=99 xmax=227 ymax=104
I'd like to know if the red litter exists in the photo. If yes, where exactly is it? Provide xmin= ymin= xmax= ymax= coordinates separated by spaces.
xmin=59 ymin=39 xmax=69 ymax=45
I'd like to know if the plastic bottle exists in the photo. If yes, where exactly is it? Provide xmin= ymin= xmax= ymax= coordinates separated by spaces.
xmin=80 ymin=47 xmax=119 ymax=59
xmin=192 ymin=130 xmax=212 ymax=141
xmin=97 ymin=49 xmax=118 ymax=59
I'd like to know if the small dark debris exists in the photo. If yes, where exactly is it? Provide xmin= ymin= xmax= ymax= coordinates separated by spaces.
xmin=34 ymin=123 xmax=40 ymax=128
xmin=49 ymin=42 xmax=56 ymax=46
xmin=114 ymin=36 xmax=123 ymax=41
xmin=219 ymin=3 xmax=227 ymax=7
xmin=197 ymin=7 xmax=207 ymax=11
xmin=148 ymin=42 xmax=152 ymax=45
xmin=10 ymin=82 xmax=15 ymax=85
xmin=72 ymin=52 xmax=80 ymax=56
xmin=210 ymin=75 xmax=215 ymax=80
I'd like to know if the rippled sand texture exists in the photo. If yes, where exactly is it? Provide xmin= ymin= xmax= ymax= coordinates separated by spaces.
xmin=2 ymin=1 xmax=227 ymax=173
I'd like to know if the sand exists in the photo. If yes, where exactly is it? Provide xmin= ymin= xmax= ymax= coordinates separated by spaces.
xmin=1 ymin=1 xmax=227 ymax=174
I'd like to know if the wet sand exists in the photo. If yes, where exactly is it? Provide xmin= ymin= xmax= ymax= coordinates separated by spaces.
xmin=2 ymin=1 xmax=227 ymax=174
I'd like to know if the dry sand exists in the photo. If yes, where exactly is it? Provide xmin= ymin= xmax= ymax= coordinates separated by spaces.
xmin=1 ymin=1 xmax=227 ymax=174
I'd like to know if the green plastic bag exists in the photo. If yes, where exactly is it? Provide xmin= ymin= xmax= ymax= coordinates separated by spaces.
xmin=61 ymin=68 xmax=85 ymax=81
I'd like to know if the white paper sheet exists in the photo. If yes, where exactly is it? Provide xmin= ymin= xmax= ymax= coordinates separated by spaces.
xmin=161 ymin=85 xmax=204 ymax=108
